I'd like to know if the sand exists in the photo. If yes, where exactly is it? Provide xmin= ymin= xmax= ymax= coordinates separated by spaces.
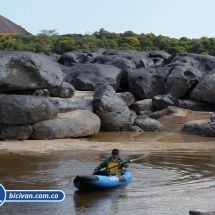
xmin=0 ymin=138 xmax=215 ymax=155
xmin=1 ymin=106 xmax=214 ymax=155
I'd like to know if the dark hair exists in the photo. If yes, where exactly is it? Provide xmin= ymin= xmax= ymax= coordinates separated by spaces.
xmin=112 ymin=149 xmax=119 ymax=154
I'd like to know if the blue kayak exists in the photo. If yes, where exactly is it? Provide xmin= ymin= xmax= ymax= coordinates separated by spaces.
xmin=73 ymin=171 xmax=132 ymax=190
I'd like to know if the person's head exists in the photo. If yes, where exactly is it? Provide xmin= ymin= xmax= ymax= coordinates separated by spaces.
xmin=111 ymin=149 xmax=119 ymax=160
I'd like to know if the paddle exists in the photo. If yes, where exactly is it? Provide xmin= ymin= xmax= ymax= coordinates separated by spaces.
xmin=107 ymin=153 xmax=150 ymax=171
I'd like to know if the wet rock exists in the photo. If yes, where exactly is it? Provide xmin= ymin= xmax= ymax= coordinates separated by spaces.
xmin=93 ymin=84 xmax=136 ymax=131
xmin=210 ymin=114 xmax=215 ymax=122
xmin=131 ymin=125 xmax=143 ymax=132
xmin=189 ymin=206 xmax=215 ymax=215
xmin=149 ymin=110 xmax=164 ymax=119
xmin=202 ymin=122 xmax=215 ymax=137
xmin=182 ymin=119 xmax=210 ymax=135
xmin=133 ymin=115 xmax=164 ymax=131
xmin=31 ymin=110 xmax=100 ymax=139
xmin=183 ymin=100 xmax=215 ymax=112
xmin=158 ymin=106 xmax=213 ymax=132
xmin=0 ymin=95 xmax=58 ymax=124
xmin=0 ymin=51 xmax=63 ymax=92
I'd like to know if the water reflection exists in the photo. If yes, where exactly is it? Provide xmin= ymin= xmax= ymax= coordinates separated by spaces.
xmin=0 ymin=152 xmax=215 ymax=215
xmin=73 ymin=189 xmax=117 ymax=214
xmin=81 ymin=131 xmax=215 ymax=143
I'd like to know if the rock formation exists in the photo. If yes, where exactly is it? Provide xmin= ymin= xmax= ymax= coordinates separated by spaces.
xmin=1 ymin=49 xmax=215 ymax=140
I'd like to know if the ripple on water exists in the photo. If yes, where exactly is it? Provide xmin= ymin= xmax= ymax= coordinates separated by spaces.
xmin=0 ymin=152 xmax=215 ymax=215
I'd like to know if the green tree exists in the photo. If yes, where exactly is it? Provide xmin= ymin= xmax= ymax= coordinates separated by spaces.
xmin=120 ymin=31 xmax=137 ymax=37
xmin=137 ymin=34 xmax=154 ymax=51
xmin=52 ymin=36 xmax=75 ymax=54
xmin=36 ymin=29 xmax=59 ymax=36
xmin=93 ymin=28 xmax=109 ymax=39
xmin=125 ymin=36 xmax=140 ymax=47
xmin=1 ymin=29 xmax=215 ymax=58
xmin=187 ymin=39 xmax=204 ymax=54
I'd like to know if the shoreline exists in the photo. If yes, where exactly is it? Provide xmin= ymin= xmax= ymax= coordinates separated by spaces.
xmin=1 ymin=138 xmax=215 ymax=155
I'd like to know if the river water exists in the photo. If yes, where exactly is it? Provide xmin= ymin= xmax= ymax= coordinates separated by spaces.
xmin=0 ymin=150 xmax=215 ymax=215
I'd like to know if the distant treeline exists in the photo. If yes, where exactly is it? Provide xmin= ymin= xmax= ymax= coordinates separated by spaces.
xmin=0 ymin=28 xmax=214 ymax=57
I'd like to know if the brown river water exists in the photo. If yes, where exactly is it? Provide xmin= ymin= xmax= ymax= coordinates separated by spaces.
xmin=0 ymin=132 xmax=215 ymax=215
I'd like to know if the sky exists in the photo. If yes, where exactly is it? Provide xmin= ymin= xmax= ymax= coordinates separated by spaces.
xmin=1 ymin=0 xmax=215 ymax=39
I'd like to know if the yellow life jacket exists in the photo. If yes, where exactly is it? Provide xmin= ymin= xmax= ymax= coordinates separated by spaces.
xmin=107 ymin=161 xmax=121 ymax=175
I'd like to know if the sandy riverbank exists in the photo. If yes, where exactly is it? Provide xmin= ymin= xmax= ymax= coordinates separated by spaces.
xmin=1 ymin=106 xmax=215 ymax=156
xmin=0 ymin=138 xmax=215 ymax=155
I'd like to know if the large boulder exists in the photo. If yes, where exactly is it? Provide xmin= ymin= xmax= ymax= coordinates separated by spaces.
xmin=31 ymin=110 xmax=100 ymax=139
xmin=66 ymin=63 xmax=121 ymax=91
xmin=164 ymin=53 xmax=215 ymax=99
xmin=158 ymin=106 xmax=213 ymax=132
xmin=128 ymin=67 xmax=170 ymax=99
xmin=152 ymin=94 xmax=186 ymax=111
xmin=49 ymin=91 xmax=94 ymax=113
xmin=104 ymin=50 xmax=171 ymax=68
xmin=0 ymin=51 xmax=63 ymax=92
xmin=166 ymin=53 xmax=215 ymax=75
xmin=46 ymin=53 xmax=61 ymax=62
xmin=104 ymin=49 xmax=154 ymax=68
xmin=133 ymin=115 xmax=164 ymax=131
xmin=117 ymin=92 xmax=135 ymax=107
xmin=0 ymin=124 xmax=33 ymax=140
xmin=132 ymin=99 xmax=153 ymax=115
xmin=202 ymin=122 xmax=215 ymax=137
xmin=190 ymin=71 xmax=215 ymax=103
xmin=58 ymin=48 xmax=105 ymax=66
xmin=49 ymin=82 xmax=76 ymax=98
xmin=146 ymin=50 xmax=172 ymax=66
xmin=93 ymin=84 xmax=136 ymax=131
xmin=152 ymin=96 xmax=214 ymax=112
xmin=189 ymin=207 xmax=215 ymax=215
xmin=183 ymin=99 xmax=215 ymax=112
xmin=93 ymin=55 xmax=136 ymax=90
xmin=182 ymin=119 xmax=210 ymax=135
xmin=58 ymin=63 xmax=71 ymax=81
xmin=0 ymin=95 xmax=58 ymax=124
xmin=165 ymin=66 xmax=202 ymax=98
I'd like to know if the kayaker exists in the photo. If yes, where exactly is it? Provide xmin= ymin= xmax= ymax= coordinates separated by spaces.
xmin=93 ymin=149 xmax=129 ymax=175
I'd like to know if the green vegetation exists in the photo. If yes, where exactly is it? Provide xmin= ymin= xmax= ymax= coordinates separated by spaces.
xmin=0 ymin=28 xmax=215 ymax=57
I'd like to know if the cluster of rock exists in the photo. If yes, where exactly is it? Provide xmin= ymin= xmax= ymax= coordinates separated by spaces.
xmin=189 ymin=206 xmax=215 ymax=215
xmin=1 ymin=49 xmax=215 ymax=140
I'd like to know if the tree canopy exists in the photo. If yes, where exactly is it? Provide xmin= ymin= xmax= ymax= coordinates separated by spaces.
xmin=0 ymin=28 xmax=215 ymax=57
